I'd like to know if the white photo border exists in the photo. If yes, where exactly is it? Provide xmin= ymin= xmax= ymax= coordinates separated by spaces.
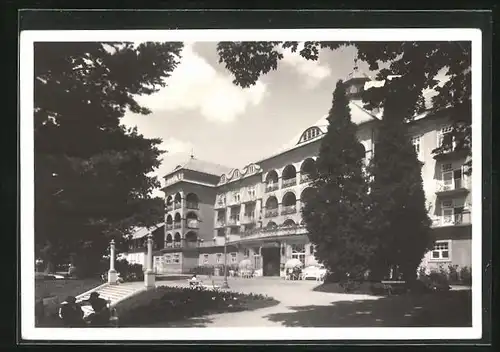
xmin=20 ymin=28 xmax=483 ymax=341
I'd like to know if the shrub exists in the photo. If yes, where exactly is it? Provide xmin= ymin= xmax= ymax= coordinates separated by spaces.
xmin=114 ymin=259 xmax=144 ymax=282
xmin=448 ymin=264 xmax=460 ymax=284
xmin=459 ymin=266 xmax=472 ymax=285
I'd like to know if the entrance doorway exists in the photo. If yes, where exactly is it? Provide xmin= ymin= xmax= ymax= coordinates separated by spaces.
xmin=261 ymin=247 xmax=280 ymax=276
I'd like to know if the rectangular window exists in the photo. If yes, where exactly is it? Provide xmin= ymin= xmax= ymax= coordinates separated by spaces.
xmin=411 ymin=135 xmax=422 ymax=158
xmin=244 ymin=248 xmax=250 ymax=257
xmin=438 ymin=126 xmax=454 ymax=149
xmin=230 ymin=253 xmax=237 ymax=263
xmin=173 ymin=254 xmax=180 ymax=264
xmin=216 ymin=253 xmax=222 ymax=264
xmin=431 ymin=241 xmax=451 ymax=261
xmin=165 ymin=255 xmax=172 ymax=264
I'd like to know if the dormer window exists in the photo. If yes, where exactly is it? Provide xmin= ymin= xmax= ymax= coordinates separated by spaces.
xmin=220 ymin=175 xmax=226 ymax=183
xmin=299 ymin=127 xmax=322 ymax=144
xmin=234 ymin=170 xmax=239 ymax=178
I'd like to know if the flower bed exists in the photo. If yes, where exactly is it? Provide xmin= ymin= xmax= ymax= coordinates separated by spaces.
xmin=118 ymin=286 xmax=279 ymax=326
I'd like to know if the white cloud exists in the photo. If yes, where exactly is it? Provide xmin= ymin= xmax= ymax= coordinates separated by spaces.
xmin=135 ymin=43 xmax=267 ymax=123
xmin=162 ymin=137 xmax=193 ymax=155
xmin=280 ymin=43 xmax=332 ymax=88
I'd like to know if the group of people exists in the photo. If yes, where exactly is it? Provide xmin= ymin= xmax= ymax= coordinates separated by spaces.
xmin=58 ymin=292 xmax=112 ymax=327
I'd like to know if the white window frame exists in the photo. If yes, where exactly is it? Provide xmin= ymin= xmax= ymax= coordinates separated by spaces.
xmin=202 ymin=254 xmax=209 ymax=264
xmin=437 ymin=125 xmax=454 ymax=150
xmin=430 ymin=240 xmax=452 ymax=262
xmin=441 ymin=200 xmax=465 ymax=226
xmin=411 ymin=135 xmax=422 ymax=159
xmin=291 ymin=244 xmax=306 ymax=265
xmin=165 ymin=254 xmax=172 ymax=264
xmin=216 ymin=253 xmax=222 ymax=264
xmin=230 ymin=252 xmax=237 ymax=263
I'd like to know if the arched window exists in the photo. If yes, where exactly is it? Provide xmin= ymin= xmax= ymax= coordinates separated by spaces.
xmin=283 ymin=219 xmax=296 ymax=227
xmin=186 ymin=212 xmax=199 ymax=229
xmin=264 ymin=196 xmax=279 ymax=218
xmin=266 ymin=221 xmax=278 ymax=230
xmin=186 ymin=193 xmax=199 ymax=209
xmin=282 ymin=192 xmax=297 ymax=215
xmin=300 ymin=158 xmax=316 ymax=182
xmin=174 ymin=193 xmax=182 ymax=209
xmin=282 ymin=165 xmax=297 ymax=188
xmin=174 ymin=213 xmax=182 ymax=228
xmin=185 ymin=231 xmax=198 ymax=247
xmin=265 ymin=170 xmax=279 ymax=192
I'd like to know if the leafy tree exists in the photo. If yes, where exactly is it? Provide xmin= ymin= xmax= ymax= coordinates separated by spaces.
xmin=217 ymin=41 xmax=471 ymax=165
xmin=367 ymin=77 xmax=432 ymax=282
xmin=301 ymin=80 xmax=374 ymax=281
xmin=34 ymin=42 xmax=183 ymax=273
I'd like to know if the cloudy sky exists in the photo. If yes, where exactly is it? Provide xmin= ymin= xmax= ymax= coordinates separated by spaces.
xmin=121 ymin=42 xmax=377 ymax=195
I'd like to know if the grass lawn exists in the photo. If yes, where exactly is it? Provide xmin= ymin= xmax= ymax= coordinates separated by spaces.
xmin=119 ymin=286 xmax=280 ymax=327
xmin=35 ymin=278 xmax=101 ymax=301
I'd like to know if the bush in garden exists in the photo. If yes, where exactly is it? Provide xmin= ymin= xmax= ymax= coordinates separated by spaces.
xmin=459 ymin=266 xmax=472 ymax=285
xmin=119 ymin=286 xmax=279 ymax=326
xmin=114 ymin=259 xmax=144 ymax=282
xmin=448 ymin=264 xmax=460 ymax=284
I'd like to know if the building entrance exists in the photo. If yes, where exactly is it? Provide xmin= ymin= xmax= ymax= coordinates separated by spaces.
xmin=261 ymin=247 xmax=281 ymax=276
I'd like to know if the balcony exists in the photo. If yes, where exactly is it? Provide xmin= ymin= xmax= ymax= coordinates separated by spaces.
xmin=300 ymin=174 xmax=311 ymax=184
xmin=433 ymin=145 xmax=469 ymax=161
xmin=435 ymin=178 xmax=469 ymax=196
xmin=173 ymin=222 xmax=182 ymax=229
xmin=166 ymin=223 xmax=173 ymax=230
xmin=214 ymin=200 xmax=226 ymax=209
xmin=173 ymin=241 xmax=181 ymax=248
xmin=432 ymin=212 xmax=471 ymax=228
xmin=264 ymin=208 xmax=279 ymax=218
xmin=165 ymin=242 xmax=173 ymax=248
xmin=281 ymin=204 xmax=297 ymax=215
xmin=186 ymin=220 xmax=199 ymax=229
xmin=166 ymin=204 xmax=173 ymax=211
xmin=215 ymin=220 xmax=226 ymax=228
xmin=242 ymin=192 xmax=258 ymax=203
xmin=282 ymin=177 xmax=297 ymax=189
xmin=184 ymin=241 xmax=198 ymax=249
xmin=241 ymin=213 xmax=256 ymax=224
xmin=186 ymin=202 xmax=199 ymax=210
xmin=265 ymin=183 xmax=279 ymax=193
xmin=227 ymin=217 xmax=240 ymax=226
xmin=239 ymin=224 xmax=308 ymax=241
xmin=174 ymin=202 xmax=182 ymax=209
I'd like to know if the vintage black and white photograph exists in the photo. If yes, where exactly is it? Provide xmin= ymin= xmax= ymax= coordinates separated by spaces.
xmin=20 ymin=28 xmax=482 ymax=341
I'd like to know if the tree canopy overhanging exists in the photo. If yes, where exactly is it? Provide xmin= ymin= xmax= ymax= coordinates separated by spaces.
xmin=34 ymin=41 xmax=184 ymax=272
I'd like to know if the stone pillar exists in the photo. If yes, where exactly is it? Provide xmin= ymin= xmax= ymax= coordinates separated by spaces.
xmin=108 ymin=240 xmax=118 ymax=285
xmin=144 ymin=234 xmax=155 ymax=289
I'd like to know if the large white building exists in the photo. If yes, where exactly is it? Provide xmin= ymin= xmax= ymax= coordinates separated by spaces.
xmin=127 ymin=74 xmax=472 ymax=278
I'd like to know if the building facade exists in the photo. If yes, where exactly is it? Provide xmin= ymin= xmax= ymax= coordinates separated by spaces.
xmin=128 ymin=75 xmax=472 ymax=277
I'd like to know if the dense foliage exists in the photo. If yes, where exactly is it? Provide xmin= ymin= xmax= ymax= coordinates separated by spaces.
xmin=301 ymin=81 xmax=374 ymax=280
xmin=367 ymin=77 xmax=433 ymax=282
xmin=34 ymin=42 xmax=183 ymax=273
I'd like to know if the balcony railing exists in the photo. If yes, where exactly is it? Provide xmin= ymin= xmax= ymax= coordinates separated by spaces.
xmin=165 ymin=242 xmax=173 ymax=248
xmin=215 ymin=220 xmax=226 ymax=228
xmin=265 ymin=183 xmax=279 ymax=193
xmin=186 ymin=220 xmax=199 ymax=229
xmin=173 ymin=222 xmax=182 ymax=229
xmin=281 ymin=204 xmax=297 ymax=215
xmin=166 ymin=204 xmax=173 ymax=211
xmin=214 ymin=201 xmax=226 ymax=209
xmin=300 ymin=174 xmax=311 ymax=183
xmin=432 ymin=212 xmax=471 ymax=227
xmin=166 ymin=223 xmax=173 ymax=230
xmin=241 ymin=213 xmax=256 ymax=224
xmin=239 ymin=224 xmax=308 ymax=240
xmin=174 ymin=202 xmax=182 ymax=209
xmin=264 ymin=208 xmax=279 ymax=218
xmin=173 ymin=241 xmax=182 ymax=248
xmin=227 ymin=217 xmax=240 ymax=226
xmin=282 ymin=177 xmax=297 ymax=188
xmin=436 ymin=178 xmax=469 ymax=194
xmin=186 ymin=202 xmax=199 ymax=210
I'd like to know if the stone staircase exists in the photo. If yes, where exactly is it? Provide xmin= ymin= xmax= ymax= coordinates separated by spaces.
xmin=75 ymin=283 xmax=146 ymax=317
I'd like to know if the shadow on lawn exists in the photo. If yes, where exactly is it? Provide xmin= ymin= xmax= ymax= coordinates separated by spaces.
xmin=264 ymin=290 xmax=472 ymax=327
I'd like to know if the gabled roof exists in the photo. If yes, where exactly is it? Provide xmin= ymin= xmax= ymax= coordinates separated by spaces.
xmin=164 ymin=157 xmax=232 ymax=178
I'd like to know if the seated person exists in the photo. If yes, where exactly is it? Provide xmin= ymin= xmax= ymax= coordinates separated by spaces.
xmin=81 ymin=292 xmax=110 ymax=326
xmin=189 ymin=274 xmax=201 ymax=287
xmin=59 ymin=296 xmax=84 ymax=327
